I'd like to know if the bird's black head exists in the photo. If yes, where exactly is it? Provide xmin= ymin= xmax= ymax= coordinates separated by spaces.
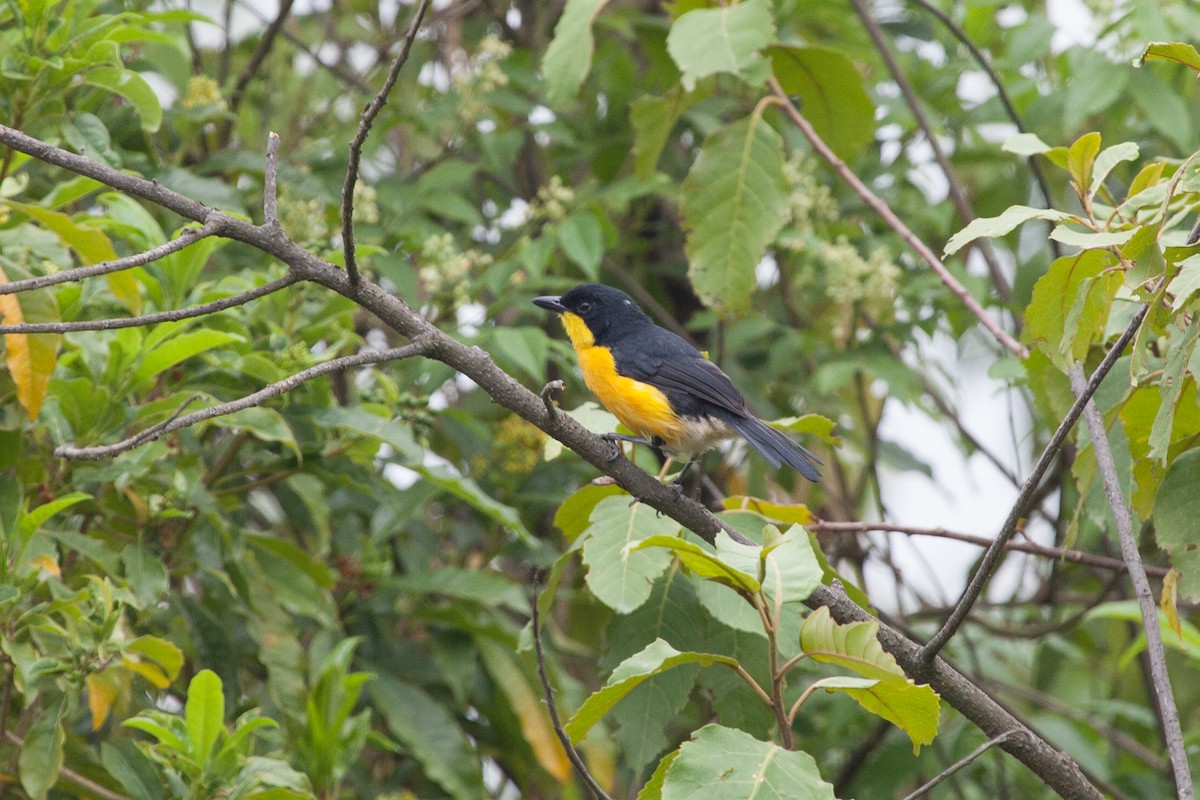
xmin=532 ymin=283 xmax=652 ymax=346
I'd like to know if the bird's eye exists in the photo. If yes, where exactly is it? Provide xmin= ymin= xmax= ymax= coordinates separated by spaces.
xmin=578 ymin=301 xmax=593 ymax=313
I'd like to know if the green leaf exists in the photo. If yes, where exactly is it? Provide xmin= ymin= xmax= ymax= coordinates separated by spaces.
xmin=369 ymin=679 xmax=486 ymax=800
xmin=682 ymin=113 xmax=787 ymax=312
xmin=944 ymin=205 xmax=1075 ymax=256
xmin=84 ymin=66 xmax=163 ymax=131
xmin=16 ymin=491 xmax=90 ymax=539
xmin=100 ymin=740 xmax=165 ymax=800
xmin=635 ymin=533 xmax=760 ymax=596
xmin=185 ymin=669 xmax=225 ymax=765
xmin=631 ymin=88 xmax=699 ymax=180
xmin=582 ymin=496 xmax=679 ymax=612
xmin=565 ymin=639 xmax=737 ymax=743
xmin=1136 ymin=42 xmax=1200 ymax=74
xmin=1166 ymin=254 xmax=1200 ymax=309
xmin=552 ymin=482 xmax=624 ymax=542
xmin=1148 ymin=316 xmax=1200 ymax=462
xmin=558 ymin=211 xmax=604 ymax=278
xmin=1154 ymin=448 xmax=1200 ymax=558
xmin=312 ymin=406 xmax=423 ymax=461
xmin=768 ymin=45 xmax=874 ymax=161
xmin=1048 ymin=226 xmax=1136 ymax=249
xmin=1067 ymin=132 xmax=1102 ymax=197
xmin=543 ymin=401 xmax=621 ymax=460
xmin=1024 ymin=250 xmax=1120 ymax=370
xmin=19 ymin=699 xmax=65 ymax=800
xmin=541 ymin=0 xmax=611 ymax=105
xmin=1002 ymin=132 xmax=1053 ymax=156
xmin=637 ymin=749 xmax=679 ymax=800
xmin=799 ymin=607 xmax=940 ymax=752
xmin=759 ymin=526 xmax=822 ymax=607
xmin=414 ymin=464 xmax=535 ymax=545
xmin=1089 ymin=142 xmax=1139 ymax=200
xmin=124 ymin=635 xmax=184 ymax=682
xmin=132 ymin=329 xmax=243 ymax=385
xmin=667 ymin=0 xmax=774 ymax=90
xmin=488 ymin=326 xmax=548 ymax=382
xmin=222 ymin=407 xmax=299 ymax=457
xmin=661 ymin=724 xmax=836 ymax=799
xmin=123 ymin=718 xmax=187 ymax=752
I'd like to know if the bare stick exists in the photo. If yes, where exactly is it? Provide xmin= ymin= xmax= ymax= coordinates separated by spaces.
xmin=0 ymin=217 xmax=224 ymax=295
xmin=1068 ymin=364 xmax=1194 ymax=800
xmin=530 ymin=573 xmax=615 ymax=800
xmin=264 ymin=131 xmax=281 ymax=226
xmin=919 ymin=304 xmax=1149 ymax=666
xmin=0 ymin=274 xmax=300 ymax=334
xmin=809 ymin=520 xmax=1170 ymax=578
xmin=900 ymin=731 xmax=1020 ymax=800
xmin=56 ymin=342 xmax=429 ymax=460
xmin=848 ymin=0 xmax=1011 ymax=301
xmin=341 ymin=0 xmax=432 ymax=290
xmin=227 ymin=0 xmax=298 ymax=114
xmin=767 ymin=79 xmax=1027 ymax=359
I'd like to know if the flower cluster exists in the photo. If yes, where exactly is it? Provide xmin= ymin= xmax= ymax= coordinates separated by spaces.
xmin=453 ymin=34 xmax=512 ymax=120
xmin=278 ymin=197 xmax=330 ymax=250
xmin=180 ymin=75 xmax=225 ymax=111
xmin=353 ymin=182 xmax=380 ymax=226
xmin=530 ymin=175 xmax=574 ymax=223
xmin=417 ymin=232 xmax=493 ymax=302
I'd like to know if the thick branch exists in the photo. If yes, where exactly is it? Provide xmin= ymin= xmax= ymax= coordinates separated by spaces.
xmin=0 ymin=123 xmax=1106 ymax=799
xmin=0 ymin=217 xmax=223 ymax=295
xmin=767 ymin=81 xmax=1027 ymax=359
xmin=57 ymin=343 xmax=430 ymax=460
xmin=0 ymin=274 xmax=300 ymax=334
xmin=1068 ymin=364 xmax=1194 ymax=800
xmin=341 ymin=0 xmax=432 ymax=289
xmin=809 ymin=520 xmax=1169 ymax=578
xmin=920 ymin=304 xmax=1149 ymax=665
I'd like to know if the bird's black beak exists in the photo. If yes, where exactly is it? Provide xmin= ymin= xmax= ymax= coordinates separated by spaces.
xmin=532 ymin=295 xmax=566 ymax=314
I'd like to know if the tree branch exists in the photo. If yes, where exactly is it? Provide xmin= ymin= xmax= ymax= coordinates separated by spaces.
xmin=264 ymin=131 xmax=281 ymax=226
xmin=56 ymin=342 xmax=430 ymax=460
xmin=848 ymin=0 xmax=1012 ymax=302
xmin=341 ymin=0 xmax=432 ymax=290
xmin=0 ymin=123 xmax=1107 ymax=798
xmin=227 ymin=0 xmax=298 ymax=114
xmin=900 ymin=731 xmax=1020 ymax=800
xmin=0 ymin=274 xmax=300 ymax=334
xmin=809 ymin=520 xmax=1170 ymax=578
xmin=767 ymin=79 xmax=1028 ymax=359
xmin=1068 ymin=364 xmax=1194 ymax=800
xmin=0 ymin=217 xmax=224 ymax=295
xmin=919 ymin=304 xmax=1149 ymax=666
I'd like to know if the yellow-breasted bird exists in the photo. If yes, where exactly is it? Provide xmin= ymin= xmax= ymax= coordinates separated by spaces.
xmin=533 ymin=284 xmax=821 ymax=482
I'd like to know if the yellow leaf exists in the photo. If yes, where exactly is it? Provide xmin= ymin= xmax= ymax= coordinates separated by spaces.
xmin=1162 ymin=568 xmax=1184 ymax=644
xmin=121 ymin=656 xmax=170 ymax=689
xmin=722 ymin=496 xmax=814 ymax=526
xmin=0 ymin=264 xmax=61 ymax=420
xmin=29 ymin=555 xmax=60 ymax=577
xmin=86 ymin=671 xmax=121 ymax=730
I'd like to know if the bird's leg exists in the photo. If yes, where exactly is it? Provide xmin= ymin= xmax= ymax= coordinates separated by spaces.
xmin=601 ymin=432 xmax=655 ymax=462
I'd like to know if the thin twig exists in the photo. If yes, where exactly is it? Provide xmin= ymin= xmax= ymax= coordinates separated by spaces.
xmin=1068 ymin=364 xmax=1194 ymax=800
xmin=227 ymin=0 xmax=298 ymax=114
xmin=342 ymin=0 xmax=432 ymax=290
xmin=919 ymin=304 xmax=1149 ymax=666
xmin=848 ymin=0 xmax=1012 ymax=302
xmin=0 ymin=274 xmax=300 ymax=334
xmin=4 ymin=730 xmax=130 ymax=800
xmin=900 ymin=731 xmax=1020 ymax=800
xmin=56 ymin=342 xmax=429 ymax=460
xmin=264 ymin=131 xmax=281 ymax=226
xmin=530 ymin=572 xmax=615 ymax=800
xmin=768 ymin=79 xmax=1027 ymax=359
xmin=232 ymin=0 xmax=372 ymax=92
xmin=0 ymin=217 xmax=224 ymax=296
xmin=809 ymin=520 xmax=1170 ymax=578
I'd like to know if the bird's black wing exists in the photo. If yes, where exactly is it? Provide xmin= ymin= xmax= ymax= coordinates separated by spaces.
xmin=616 ymin=328 xmax=749 ymax=416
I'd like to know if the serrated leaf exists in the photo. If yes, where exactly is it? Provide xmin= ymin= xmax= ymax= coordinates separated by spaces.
xmin=1166 ymin=254 xmax=1200 ymax=308
xmin=768 ymin=45 xmax=874 ymax=161
xmin=1137 ymin=42 xmax=1200 ymax=74
xmin=637 ymin=749 xmax=678 ymax=800
xmin=759 ymin=526 xmax=822 ymax=607
xmin=800 ymin=607 xmax=940 ymax=752
xmin=682 ymin=114 xmax=787 ymax=312
xmin=944 ymin=205 xmax=1075 ymax=256
xmin=0 ymin=262 xmax=62 ymax=419
xmin=185 ymin=669 xmax=224 ymax=764
xmin=661 ymin=724 xmax=836 ymax=799
xmin=541 ymin=0 xmax=611 ymax=105
xmin=565 ymin=639 xmax=737 ymax=742
xmin=667 ymin=0 xmax=774 ymax=90
xmin=582 ymin=496 xmax=678 ymax=612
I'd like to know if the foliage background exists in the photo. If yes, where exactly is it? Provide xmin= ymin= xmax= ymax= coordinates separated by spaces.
xmin=2 ymin=0 xmax=1199 ymax=798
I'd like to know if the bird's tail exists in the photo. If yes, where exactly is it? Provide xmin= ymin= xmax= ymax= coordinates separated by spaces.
xmin=722 ymin=413 xmax=823 ymax=481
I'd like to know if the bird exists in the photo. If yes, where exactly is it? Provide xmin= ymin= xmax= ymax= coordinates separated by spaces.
xmin=532 ymin=283 xmax=821 ymax=484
